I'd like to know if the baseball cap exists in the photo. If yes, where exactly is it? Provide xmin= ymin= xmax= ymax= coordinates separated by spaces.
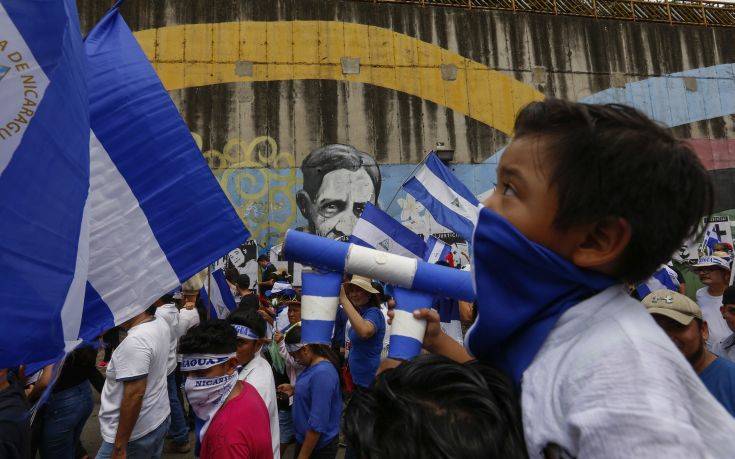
xmin=642 ymin=289 xmax=703 ymax=326
xmin=693 ymin=255 xmax=731 ymax=271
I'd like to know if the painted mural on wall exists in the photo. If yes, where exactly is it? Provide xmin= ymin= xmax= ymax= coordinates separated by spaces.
xmin=80 ymin=0 xmax=735 ymax=254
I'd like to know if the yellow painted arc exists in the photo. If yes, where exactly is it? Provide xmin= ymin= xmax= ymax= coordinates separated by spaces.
xmin=133 ymin=21 xmax=543 ymax=135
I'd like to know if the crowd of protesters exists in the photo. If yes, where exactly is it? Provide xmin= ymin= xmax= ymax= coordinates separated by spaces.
xmin=5 ymin=99 xmax=735 ymax=458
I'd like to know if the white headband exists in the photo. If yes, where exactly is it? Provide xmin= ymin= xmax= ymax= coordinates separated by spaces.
xmin=232 ymin=324 xmax=260 ymax=341
xmin=180 ymin=353 xmax=236 ymax=371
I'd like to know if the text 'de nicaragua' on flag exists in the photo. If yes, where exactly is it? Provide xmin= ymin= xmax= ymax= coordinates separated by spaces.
xmin=79 ymin=2 xmax=249 ymax=340
xmin=402 ymin=152 xmax=480 ymax=241
xmin=349 ymin=202 xmax=426 ymax=259
xmin=0 ymin=0 xmax=90 ymax=368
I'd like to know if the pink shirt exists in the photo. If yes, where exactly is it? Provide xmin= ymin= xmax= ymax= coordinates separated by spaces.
xmin=200 ymin=382 xmax=273 ymax=459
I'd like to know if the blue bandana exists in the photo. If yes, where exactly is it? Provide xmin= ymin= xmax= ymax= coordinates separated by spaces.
xmin=466 ymin=208 xmax=616 ymax=384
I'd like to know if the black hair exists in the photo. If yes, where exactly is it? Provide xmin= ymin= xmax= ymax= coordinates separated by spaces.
xmin=284 ymin=325 xmax=340 ymax=371
xmin=144 ymin=305 xmax=157 ymax=316
xmin=227 ymin=307 xmax=266 ymax=338
xmin=300 ymin=144 xmax=381 ymax=201
xmin=344 ymin=355 xmax=527 ymax=459
xmin=224 ymin=262 xmax=240 ymax=285
xmin=257 ymin=254 xmax=269 ymax=262
xmin=723 ymin=286 xmax=735 ymax=306
xmin=179 ymin=319 xmax=237 ymax=355
xmin=235 ymin=273 xmax=251 ymax=290
xmin=513 ymin=99 xmax=713 ymax=283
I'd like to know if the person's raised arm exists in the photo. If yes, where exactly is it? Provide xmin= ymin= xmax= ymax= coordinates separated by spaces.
xmin=339 ymin=286 xmax=376 ymax=340
xmin=389 ymin=308 xmax=472 ymax=363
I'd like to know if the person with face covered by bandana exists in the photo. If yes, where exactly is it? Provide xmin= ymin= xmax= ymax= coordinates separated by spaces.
xmin=179 ymin=319 xmax=272 ymax=459
xmin=396 ymin=99 xmax=735 ymax=457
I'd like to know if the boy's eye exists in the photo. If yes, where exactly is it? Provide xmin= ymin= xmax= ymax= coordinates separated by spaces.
xmin=501 ymin=183 xmax=516 ymax=197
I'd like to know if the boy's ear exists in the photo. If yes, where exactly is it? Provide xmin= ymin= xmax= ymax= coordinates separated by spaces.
xmin=571 ymin=217 xmax=631 ymax=274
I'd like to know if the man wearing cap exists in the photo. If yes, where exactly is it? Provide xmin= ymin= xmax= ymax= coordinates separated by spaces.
xmin=694 ymin=252 xmax=733 ymax=348
xmin=644 ymin=289 xmax=735 ymax=417
xmin=266 ymin=281 xmax=297 ymax=333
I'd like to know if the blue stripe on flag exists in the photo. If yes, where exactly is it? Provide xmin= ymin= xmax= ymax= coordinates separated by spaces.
xmin=388 ymin=334 xmax=422 ymax=360
xmin=0 ymin=0 xmax=89 ymax=367
xmin=213 ymin=269 xmax=237 ymax=311
xmin=424 ymin=235 xmax=451 ymax=263
xmin=423 ymin=153 xmax=478 ymax=205
xmin=351 ymin=203 xmax=426 ymax=258
xmin=84 ymin=6 xmax=248 ymax=283
xmin=301 ymin=319 xmax=335 ymax=345
xmin=403 ymin=177 xmax=476 ymax=241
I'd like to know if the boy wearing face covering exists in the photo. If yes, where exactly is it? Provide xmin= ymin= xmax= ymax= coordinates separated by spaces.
xmin=407 ymin=99 xmax=735 ymax=458
xmin=179 ymin=320 xmax=272 ymax=459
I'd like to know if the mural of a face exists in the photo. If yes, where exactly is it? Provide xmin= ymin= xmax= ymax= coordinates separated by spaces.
xmin=297 ymin=144 xmax=381 ymax=239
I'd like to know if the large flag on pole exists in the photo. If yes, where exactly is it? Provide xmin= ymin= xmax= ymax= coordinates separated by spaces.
xmin=0 ymin=0 xmax=90 ymax=368
xmin=200 ymin=268 xmax=237 ymax=319
xmin=402 ymin=153 xmax=480 ymax=241
xmin=79 ymin=2 xmax=249 ymax=340
xmin=350 ymin=202 xmax=426 ymax=259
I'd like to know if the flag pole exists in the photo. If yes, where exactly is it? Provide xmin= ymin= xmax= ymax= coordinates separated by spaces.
xmin=206 ymin=264 xmax=212 ymax=320
xmin=383 ymin=150 xmax=432 ymax=213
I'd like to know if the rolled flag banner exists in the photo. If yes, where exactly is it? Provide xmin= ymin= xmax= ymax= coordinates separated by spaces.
xmin=388 ymin=288 xmax=433 ymax=360
xmin=283 ymin=230 xmax=475 ymax=301
xmin=301 ymin=269 xmax=343 ymax=345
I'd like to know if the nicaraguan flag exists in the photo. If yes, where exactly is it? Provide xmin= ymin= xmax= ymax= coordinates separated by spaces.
xmin=402 ymin=153 xmax=479 ymax=241
xmin=0 ymin=0 xmax=90 ymax=368
xmin=350 ymin=202 xmax=426 ymax=259
xmin=703 ymin=225 xmax=722 ymax=255
xmin=635 ymin=265 xmax=679 ymax=300
xmin=200 ymin=268 xmax=237 ymax=319
xmin=79 ymin=2 xmax=249 ymax=340
xmin=423 ymin=235 xmax=451 ymax=264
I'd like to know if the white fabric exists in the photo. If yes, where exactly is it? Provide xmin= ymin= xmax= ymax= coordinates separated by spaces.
xmin=99 ymin=317 xmax=171 ymax=443
xmin=414 ymin=163 xmax=480 ymax=225
xmin=88 ymin=133 xmax=180 ymax=325
xmin=61 ymin=194 xmax=90 ymax=349
xmin=184 ymin=372 xmax=238 ymax=442
xmin=155 ymin=304 xmax=180 ymax=375
xmin=440 ymin=319 xmax=463 ymax=345
xmin=238 ymin=355 xmax=280 ymax=459
xmin=0 ymin=3 xmax=51 ymax=173
xmin=302 ymin=295 xmax=339 ymax=321
xmin=390 ymin=309 xmax=426 ymax=341
xmin=696 ymin=288 xmax=731 ymax=349
xmin=522 ymin=285 xmax=735 ymax=459
xmin=346 ymin=244 xmax=417 ymax=287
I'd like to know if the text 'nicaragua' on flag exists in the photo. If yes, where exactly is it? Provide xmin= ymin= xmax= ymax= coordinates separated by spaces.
xmin=402 ymin=152 xmax=480 ymax=241
xmin=349 ymin=202 xmax=426 ymax=259
xmin=79 ymin=2 xmax=249 ymax=341
xmin=0 ymin=0 xmax=89 ymax=368
xmin=200 ymin=268 xmax=237 ymax=319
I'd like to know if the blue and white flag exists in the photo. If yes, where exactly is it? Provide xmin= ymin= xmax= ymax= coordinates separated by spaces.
xmin=350 ymin=202 xmax=426 ymax=259
xmin=635 ymin=265 xmax=679 ymax=300
xmin=301 ymin=270 xmax=342 ymax=345
xmin=703 ymin=224 xmax=724 ymax=255
xmin=423 ymin=235 xmax=451 ymax=264
xmin=79 ymin=3 xmax=249 ymax=340
xmin=403 ymin=153 xmax=479 ymax=241
xmin=200 ymin=268 xmax=237 ymax=319
xmin=0 ymin=0 xmax=90 ymax=368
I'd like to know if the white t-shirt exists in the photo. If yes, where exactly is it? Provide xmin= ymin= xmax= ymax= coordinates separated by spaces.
xmin=155 ymin=303 xmax=179 ymax=375
xmin=175 ymin=308 xmax=200 ymax=363
xmin=99 ymin=317 xmax=171 ymax=443
xmin=522 ymin=285 xmax=735 ymax=458
xmin=696 ymin=287 xmax=731 ymax=348
xmin=238 ymin=354 xmax=280 ymax=459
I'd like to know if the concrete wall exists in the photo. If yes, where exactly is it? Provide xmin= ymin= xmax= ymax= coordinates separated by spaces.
xmin=77 ymin=0 xmax=735 ymax=250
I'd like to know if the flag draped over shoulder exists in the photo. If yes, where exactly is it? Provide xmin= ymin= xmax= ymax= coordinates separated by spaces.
xmin=402 ymin=153 xmax=480 ymax=241
xmin=200 ymin=268 xmax=238 ymax=319
xmin=79 ymin=3 xmax=249 ymax=341
xmin=350 ymin=202 xmax=426 ymax=259
xmin=0 ymin=0 xmax=89 ymax=368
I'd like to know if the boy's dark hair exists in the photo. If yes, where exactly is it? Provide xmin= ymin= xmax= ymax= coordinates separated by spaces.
xmin=179 ymin=319 xmax=237 ymax=355
xmin=514 ymin=99 xmax=713 ymax=283
xmin=235 ymin=273 xmax=251 ymax=290
xmin=257 ymin=254 xmax=269 ymax=262
xmin=227 ymin=307 xmax=266 ymax=338
xmin=344 ymin=354 xmax=527 ymax=459
xmin=723 ymin=286 xmax=735 ymax=306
